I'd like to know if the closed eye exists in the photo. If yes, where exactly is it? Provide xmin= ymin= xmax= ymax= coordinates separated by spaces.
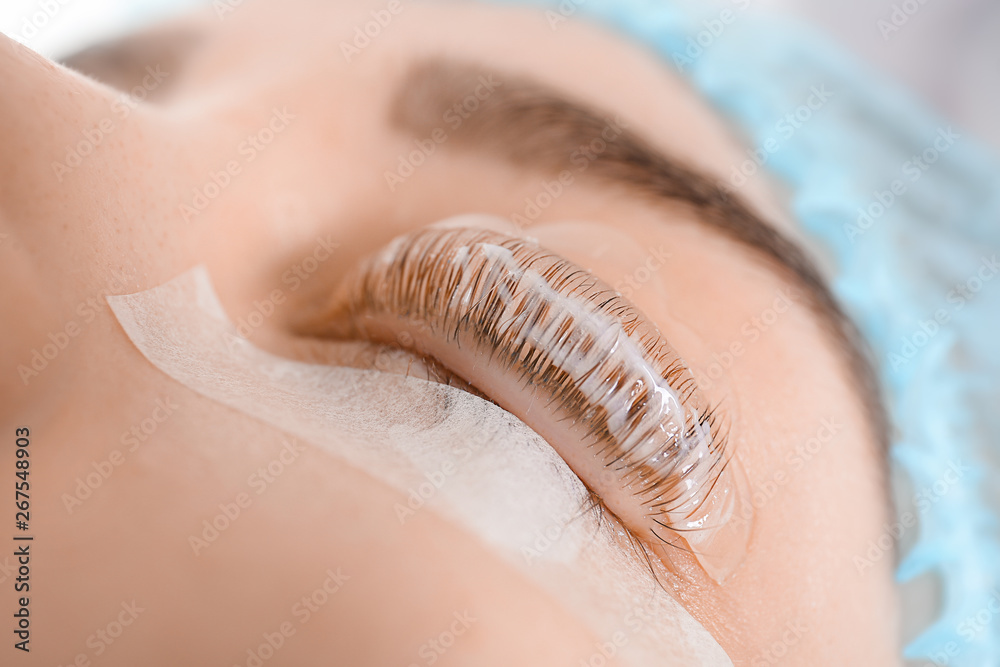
xmin=295 ymin=222 xmax=752 ymax=583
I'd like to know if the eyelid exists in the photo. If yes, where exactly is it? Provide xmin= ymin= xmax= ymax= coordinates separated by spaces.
xmin=298 ymin=223 xmax=752 ymax=582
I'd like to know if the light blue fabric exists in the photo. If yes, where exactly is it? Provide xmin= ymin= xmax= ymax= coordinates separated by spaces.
xmin=484 ymin=0 xmax=1000 ymax=662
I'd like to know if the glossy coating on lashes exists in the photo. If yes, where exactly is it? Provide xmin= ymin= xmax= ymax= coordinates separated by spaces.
xmin=302 ymin=225 xmax=749 ymax=581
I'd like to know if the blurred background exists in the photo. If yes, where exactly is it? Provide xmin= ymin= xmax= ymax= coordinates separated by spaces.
xmin=1 ymin=0 xmax=998 ymax=153
xmin=756 ymin=0 xmax=1000 ymax=153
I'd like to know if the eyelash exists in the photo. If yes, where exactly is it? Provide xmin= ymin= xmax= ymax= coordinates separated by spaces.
xmin=302 ymin=226 xmax=730 ymax=563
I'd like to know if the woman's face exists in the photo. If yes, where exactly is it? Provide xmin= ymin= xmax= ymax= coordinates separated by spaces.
xmin=1 ymin=0 xmax=899 ymax=664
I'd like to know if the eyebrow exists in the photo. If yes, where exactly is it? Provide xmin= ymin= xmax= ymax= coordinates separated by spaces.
xmin=59 ymin=21 xmax=204 ymax=99
xmin=389 ymin=59 xmax=889 ymax=454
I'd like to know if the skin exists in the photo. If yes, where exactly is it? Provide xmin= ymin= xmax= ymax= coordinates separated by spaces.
xmin=0 ymin=0 xmax=899 ymax=664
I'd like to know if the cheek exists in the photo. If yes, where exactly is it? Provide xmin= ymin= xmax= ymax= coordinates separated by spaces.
xmin=233 ymin=444 xmax=611 ymax=666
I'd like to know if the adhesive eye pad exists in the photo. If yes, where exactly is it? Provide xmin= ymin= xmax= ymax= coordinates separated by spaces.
xmin=107 ymin=265 xmax=733 ymax=666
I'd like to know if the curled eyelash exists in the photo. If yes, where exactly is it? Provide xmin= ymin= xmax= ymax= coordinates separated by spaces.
xmin=300 ymin=225 xmax=746 ymax=579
